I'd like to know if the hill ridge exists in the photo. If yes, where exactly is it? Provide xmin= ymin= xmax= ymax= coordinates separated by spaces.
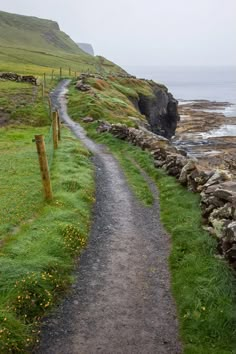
xmin=0 ymin=10 xmax=82 ymax=54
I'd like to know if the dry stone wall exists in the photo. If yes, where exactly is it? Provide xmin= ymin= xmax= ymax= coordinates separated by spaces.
xmin=97 ymin=122 xmax=236 ymax=269
xmin=0 ymin=72 xmax=37 ymax=85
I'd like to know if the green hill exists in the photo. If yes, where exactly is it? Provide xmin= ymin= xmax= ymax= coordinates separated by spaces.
xmin=0 ymin=10 xmax=124 ymax=75
xmin=0 ymin=10 xmax=83 ymax=53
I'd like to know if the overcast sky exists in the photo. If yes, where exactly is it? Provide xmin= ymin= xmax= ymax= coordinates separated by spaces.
xmin=1 ymin=0 xmax=235 ymax=67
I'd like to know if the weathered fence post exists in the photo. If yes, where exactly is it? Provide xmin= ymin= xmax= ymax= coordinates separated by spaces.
xmin=42 ymin=82 xmax=45 ymax=97
xmin=51 ymin=69 xmax=54 ymax=81
xmin=43 ymin=73 xmax=46 ymax=88
xmin=60 ymin=67 xmax=62 ymax=78
xmin=48 ymin=97 xmax=52 ymax=116
xmin=57 ymin=110 xmax=61 ymax=141
xmin=34 ymin=135 xmax=53 ymax=201
xmin=52 ymin=111 xmax=58 ymax=149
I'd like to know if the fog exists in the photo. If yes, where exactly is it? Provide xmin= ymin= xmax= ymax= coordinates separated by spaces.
xmin=1 ymin=0 xmax=235 ymax=67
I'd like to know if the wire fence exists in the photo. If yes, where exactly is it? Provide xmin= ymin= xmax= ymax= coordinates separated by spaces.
xmin=44 ymin=122 xmax=54 ymax=171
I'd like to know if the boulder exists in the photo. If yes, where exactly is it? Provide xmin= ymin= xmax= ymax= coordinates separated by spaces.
xmin=179 ymin=159 xmax=197 ymax=185
xmin=213 ymin=181 xmax=236 ymax=203
xmin=75 ymin=80 xmax=91 ymax=91
xmin=154 ymin=160 xmax=166 ymax=168
xmin=110 ymin=124 xmax=129 ymax=139
xmin=224 ymin=221 xmax=236 ymax=242
xmin=202 ymin=170 xmax=232 ymax=189
xmin=82 ymin=117 xmax=94 ymax=123
xmin=209 ymin=204 xmax=233 ymax=220
xmin=208 ymin=217 xmax=227 ymax=239
xmin=96 ymin=121 xmax=111 ymax=133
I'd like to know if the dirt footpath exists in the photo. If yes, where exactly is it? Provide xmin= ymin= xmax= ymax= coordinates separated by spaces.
xmin=35 ymin=81 xmax=182 ymax=354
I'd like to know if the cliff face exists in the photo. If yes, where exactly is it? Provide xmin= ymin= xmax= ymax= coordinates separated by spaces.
xmin=136 ymin=83 xmax=180 ymax=139
xmin=77 ymin=43 xmax=94 ymax=56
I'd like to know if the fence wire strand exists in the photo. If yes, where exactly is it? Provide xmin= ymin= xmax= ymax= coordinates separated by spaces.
xmin=44 ymin=121 xmax=54 ymax=171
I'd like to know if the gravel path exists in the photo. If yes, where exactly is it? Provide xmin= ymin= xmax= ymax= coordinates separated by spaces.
xmin=35 ymin=81 xmax=182 ymax=354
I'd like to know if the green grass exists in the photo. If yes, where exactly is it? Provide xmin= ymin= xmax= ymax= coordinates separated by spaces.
xmin=68 ymin=78 xmax=149 ymax=126
xmin=0 ymin=128 xmax=94 ymax=353
xmin=0 ymin=126 xmax=49 ymax=239
xmin=0 ymin=80 xmax=54 ymax=126
xmin=71 ymin=119 xmax=236 ymax=354
xmin=0 ymin=10 xmax=81 ymax=54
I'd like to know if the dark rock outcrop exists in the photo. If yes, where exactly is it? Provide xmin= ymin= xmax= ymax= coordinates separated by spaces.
xmin=137 ymin=83 xmax=180 ymax=139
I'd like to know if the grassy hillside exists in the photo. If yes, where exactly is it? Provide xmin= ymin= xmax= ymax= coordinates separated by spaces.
xmin=0 ymin=10 xmax=82 ymax=54
xmin=0 ymin=10 xmax=124 ymax=75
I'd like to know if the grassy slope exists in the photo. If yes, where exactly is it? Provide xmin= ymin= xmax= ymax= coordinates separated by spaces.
xmin=0 ymin=128 xmax=94 ymax=352
xmin=0 ymin=10 xmax=81 ymax=53
xmin=0 ymin=10 xmax=124 ymax=76
xmin=0 ymin=126 xmax=46 ymax=239
xmin=68 ymin=93 xmax=236 ymax=354
xmin=0 ymin=80 xmax=53 ymax=126
xmin=69 ymin=76 xmax=155 ymax=126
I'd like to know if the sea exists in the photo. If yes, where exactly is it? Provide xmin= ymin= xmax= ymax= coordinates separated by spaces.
xmin=124 ymin=65 xmax=236 ymax=137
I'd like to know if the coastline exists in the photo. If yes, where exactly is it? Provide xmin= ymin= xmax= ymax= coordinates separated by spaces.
xmin=173 ymin=99 xmax=236 ymax=178
xmin=124 ymin=66 xmax=236 ymax=175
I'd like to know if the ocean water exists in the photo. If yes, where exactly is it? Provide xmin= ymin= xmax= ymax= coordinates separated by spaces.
xmin=124 ymin=65 xmax=236 ymax=106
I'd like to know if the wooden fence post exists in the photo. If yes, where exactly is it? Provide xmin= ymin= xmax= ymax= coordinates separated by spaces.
xmin=51 ymin=69 xmax=54 ymax=81
xmin=52 ymin=111 xmax=58 ymax=149
xmin=43 ymin=73 xmax=46 ymax=88
xmin=48 ymin=97 xmax=52 ymax=116
xmin=57 ymin=110 xmax=61 ymax=141
xmin=60 ymin=67 xmax=62 ymax=78
xmin=34 ymin=135 xmax=53 ymax=201
xmin=42 ymin=82 xmax=45 ymax=97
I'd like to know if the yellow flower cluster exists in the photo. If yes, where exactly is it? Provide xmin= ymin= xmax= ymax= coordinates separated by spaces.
xmin=62 ymin=224 xmax=87 ymax=254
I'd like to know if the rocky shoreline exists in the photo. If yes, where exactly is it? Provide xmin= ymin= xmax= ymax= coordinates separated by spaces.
xmin=173 ymin=100 xmax=236 ymax=177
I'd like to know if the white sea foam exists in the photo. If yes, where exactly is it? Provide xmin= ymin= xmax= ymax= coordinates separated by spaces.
xmin=202 ymin=124 xmax=236 ymax=138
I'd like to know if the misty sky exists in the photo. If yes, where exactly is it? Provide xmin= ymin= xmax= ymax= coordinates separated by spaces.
xmin=0 ymin=0 xmax=235 ymax=67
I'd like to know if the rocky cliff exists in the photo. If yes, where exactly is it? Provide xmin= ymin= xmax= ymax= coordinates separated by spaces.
xmin=77 ymin=43 xmax=94 ymax=56
xmin=133 ymin=81 xmax=180 ymax=139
